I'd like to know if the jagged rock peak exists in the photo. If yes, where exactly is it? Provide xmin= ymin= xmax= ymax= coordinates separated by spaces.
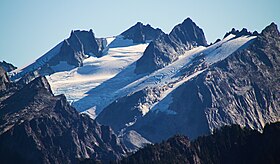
xmin=67 ymin=29 xmax=101 ymax=56
xmin=261 ymin=22 xmax=280 ymax=38
xmin=224 ymin=27 xmax=258 ymax=38
xmin=121 ymin=22 xmax=164 ymax=43
xmin=0 ymin=61 xmax=17 ymax=72
xmin=170 ymin=17 xmax=208 ymax=46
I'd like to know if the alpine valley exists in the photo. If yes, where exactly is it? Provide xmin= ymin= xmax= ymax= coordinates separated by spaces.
xmin=1 ymin=17 xmax=280 ymax=163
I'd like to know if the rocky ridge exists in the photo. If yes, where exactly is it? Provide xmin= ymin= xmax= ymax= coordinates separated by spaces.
xmin=0 ymin=71 xmax=127 ymax=163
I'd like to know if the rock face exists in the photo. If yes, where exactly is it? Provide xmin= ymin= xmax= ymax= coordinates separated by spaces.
xmin=121 ymin=22 xmax=164 ymax=43
xmin=0 ymin=66 xmax=10 ymax=91
xmin=135 ymin=18 xmax=207 ymax=74
xmin=0 ymin=61 xmax=17 ymax=72
xmin=169 ymin=18 xmax=207 ymax=47
xmin=9 ymin=29 xmax=103 ymax=83
xmin=120 ymin=122 xmax=280 ymax=164
xmin=47 ymin=29 xmax=102 ymax=68
xmin=0 ymin=75 xmax=126 ymax=164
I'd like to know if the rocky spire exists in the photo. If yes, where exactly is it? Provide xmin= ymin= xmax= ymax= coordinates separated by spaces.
xmin=261 ymin=22 xmax=280 ymax=38
xmin=170 ymin=17 xmax=208 ymax=46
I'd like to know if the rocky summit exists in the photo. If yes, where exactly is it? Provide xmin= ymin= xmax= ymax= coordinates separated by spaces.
xmin=121 ymin=22 xmax=164 ymax=43
xmin=135 ymin=18 xmax=208 ymax=74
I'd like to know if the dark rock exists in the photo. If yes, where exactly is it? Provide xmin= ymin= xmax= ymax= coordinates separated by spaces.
xmin=121 ymin=22 xmax=164 ymax=43
xmin=214 ymin=38 xmax=221 ymax=44
xmin=47 ymin=29 xmax=102 ymax=68
xmin=74 ymin=29 xmax=101 ymax=56
xmin=0 ymin=66 xmax=9 ymax=91
xmin=0 ymin=77 xmax=127 ymax=164
xmin=0 ymin=61 xmax=17 ymax=72
xmin=223 ymin=27 xmax=256 ymax=38
xmin=120 ymin=122 xmax=280 ymax=164
xmin=261 ymin=22 xmax=280 ymax=38
xmin=169 ymin=18 xmax=207 ymax=47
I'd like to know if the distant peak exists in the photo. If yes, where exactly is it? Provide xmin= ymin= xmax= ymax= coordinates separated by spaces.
xmin=121 ymin=22 xmax=164 ymax=43
xmin=169 ymin=17 xmax=207 ymax=46
xmin=223 ymin=27 xmax=257 ymax=39
xmin=135 ymin=22 xmax=144 ymax=26
xmin=261 ymin=22 xmax=280 ymax=37
xmin=183 ymin=17 xmax=194 ymax=23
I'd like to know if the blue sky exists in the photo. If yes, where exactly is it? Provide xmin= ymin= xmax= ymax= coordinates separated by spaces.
xmin=0 ymin=0 xmax=279 ymax=68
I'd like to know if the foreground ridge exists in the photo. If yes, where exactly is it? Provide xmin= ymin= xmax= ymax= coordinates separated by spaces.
xmin=119 ymin=122 xmax=280 ymax=164
xmin=0 ymin=72 xmax=127 ymax=163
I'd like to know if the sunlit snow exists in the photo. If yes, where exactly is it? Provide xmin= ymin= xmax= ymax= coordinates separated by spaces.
xmin=47 ymin=34 xmax=256 ymax=118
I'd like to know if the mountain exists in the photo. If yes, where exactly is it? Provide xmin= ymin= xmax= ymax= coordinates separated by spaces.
xmin=9 ymin=22 xmax=164 ymax=85
xmin=134 ymin=18 xmax=208 ymax=74
xmin=97 ymin=22 xmax=280 ymax=143
xmin=0 ymin=72 xmax=126 ymax=163
xmin=121 ymin=22 xmax=164 ymax=43
xmin=4 ymin=18 xmax=280 ymax=152
xmin=119 ymin=122 xmax=280 ymax=164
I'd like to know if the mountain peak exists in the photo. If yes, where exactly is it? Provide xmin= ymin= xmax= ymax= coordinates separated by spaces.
xmin=182 ymin=17 xmax=194 ymax=24
xmin=121 ymin=22 xmax=164 ymax=43
xmin=135 ymin=18 xmax=208 ymax=74
xmin=170 ymin=18 xmax=208 ymax=46
xmin=135 ymin=22 xmax=144 ymax=26
xmin=261 ymin=22 xmax=280 ymax=38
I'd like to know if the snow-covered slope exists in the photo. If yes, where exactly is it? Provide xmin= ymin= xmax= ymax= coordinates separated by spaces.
xmin=47 ymin=34 xmax=256 ymax=120
xmin=96 ymin=34 xmax=257 ymax=135
xmin=47 ymin=37 xmax=149 ymax=118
